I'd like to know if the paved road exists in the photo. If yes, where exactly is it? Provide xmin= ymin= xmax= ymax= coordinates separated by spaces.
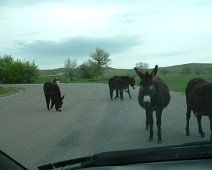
xmin=0 ymin=83 xmax=210 ymax=169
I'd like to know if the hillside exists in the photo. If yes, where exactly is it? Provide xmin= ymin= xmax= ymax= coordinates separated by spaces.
xmin=39 ymin=63 xmax=212 ymax=76
xmin=159 ymin=63 xmax=212 ymax=74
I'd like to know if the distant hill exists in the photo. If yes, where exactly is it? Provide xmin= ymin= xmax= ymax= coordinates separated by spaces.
xmin=39 ymin=68 xmax=65 ymax=76
xmin=159 ymin=63 xmax=212 ymax=74
xmin=39 ymin=63 xmax=212 ymax=76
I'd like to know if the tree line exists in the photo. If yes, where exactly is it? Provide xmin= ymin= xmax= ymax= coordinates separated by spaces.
xmin=2 ymin=48 xmax=204 ymax=84
xmin=0 ymin=55 xmax=39 ymax=83
xmin=64 ymin=48 xmax=111 ymax=80
xmin=0 ymin=48 xmax=111 ymax=83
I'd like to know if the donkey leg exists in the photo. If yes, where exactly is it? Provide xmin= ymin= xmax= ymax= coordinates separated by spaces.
xmin=209 ymin=116 xmax=212 ymax=141
xmin=156 ymin=110 xmax=162 ymax=143
xmin=197 ymin=114 xmax=205 ymax=137
xmin=128 ymin=91 xmax=132 ymax=99
xmin=120 ymin=89 xmax=124 ymax=101
xmin=148 ymin=111 xmax=154 ymax=142
xmin=185 ymin=107 xmax=191 ymax=136
xmin=50 ymin=98 xmax=55 ymax=109
xmin=145 ymin=111 xmax=149 ymax=130
xmin=126 ymin=88 xmax=132 ymax=99
xmin=109 ymin=88 xmax=114 ymax=100
xmin=115 ymin=89 xmax=119 ymax=100
xmin=45 ymin=95 xmax=50 ymax=110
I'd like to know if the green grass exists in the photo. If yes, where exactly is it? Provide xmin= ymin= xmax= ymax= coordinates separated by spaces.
xmin=36 ymin=72 xmax=212 ymax=93
xmin=0 ymin=87 xmax=20 ymax=97
xmin=30 ymin=63 xmax=212 ymax=94
xmin=159 ymin=73 xmax=212 ymax=93
xmin=2 ymin=63 xmax=212 ymax=97
xmin=35 ymin=75 xmax=57 ymax=83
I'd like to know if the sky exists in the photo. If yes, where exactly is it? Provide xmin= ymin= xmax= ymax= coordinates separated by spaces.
xmin=0 ymin=0 xmax=212 ymax=69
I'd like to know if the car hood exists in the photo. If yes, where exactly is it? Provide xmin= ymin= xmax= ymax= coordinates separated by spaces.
xmin=38 ymin=141 xmax=212 ymax=170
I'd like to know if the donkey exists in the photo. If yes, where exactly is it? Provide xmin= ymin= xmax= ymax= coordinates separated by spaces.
xmin=108 ymin=77 xmax=124 ymax=101
xmin=43 ymin=82 xmax=64 ymax=111
xmin=52 ymin=77 xmax=60 ymax=84
xmin=185 ymin=78 xmax=212 ymax=140
xmin=108 ymin=76 xmax=135 ymax=101
xmin=113 ymin=76 xmax=135 ymax=99
xmin=134 ymin=65 xmax=170 ymax=143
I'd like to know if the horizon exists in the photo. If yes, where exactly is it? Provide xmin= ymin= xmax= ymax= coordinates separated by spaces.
xmin=39 ymin=62 xmax=212 ymax=71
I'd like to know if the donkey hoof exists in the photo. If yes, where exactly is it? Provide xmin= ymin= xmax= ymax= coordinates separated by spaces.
xmin=186 ymin=132 xmax=190 ymax=136
xmin=149 ymin=138 xmax=153 ymax=142
xmin=201 ymin=133 xmax=205 ymax=137
xmin=158 ymin=139 xmax=162 ymax=144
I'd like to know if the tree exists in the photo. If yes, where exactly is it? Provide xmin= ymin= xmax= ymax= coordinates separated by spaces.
xmin=136 ymin=62 xmax=149 ymax=71
xmin=23 ymin=60 xmax=39 ymax=83
xmin=78 ymin=60 xmax=97 ymax=79
xmin=90 ymin=48 xmax=111 ymax=75
xmin=78 ymin=59 xmax=102 ymax=79
xmin=182 ymin=66 xmax=192 ymax=75
xmin=0 ymin=55 xmax=13 ymax=83
xmin=0 ymin=55 xmax=39 ymax=83
xmin=64 ymin=58 xmax=77 ymax=81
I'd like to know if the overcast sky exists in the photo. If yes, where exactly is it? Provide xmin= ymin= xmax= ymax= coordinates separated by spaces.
xmin=0 ymin=0 xmax=212 ymax=69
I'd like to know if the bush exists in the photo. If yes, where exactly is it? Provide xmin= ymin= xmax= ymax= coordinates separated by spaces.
xmin=0 ymin=55 xmax=39 ymax=83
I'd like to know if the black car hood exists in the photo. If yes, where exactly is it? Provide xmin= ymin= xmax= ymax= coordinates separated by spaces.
xmin=38 ymin=141 xmax=212 ymax=170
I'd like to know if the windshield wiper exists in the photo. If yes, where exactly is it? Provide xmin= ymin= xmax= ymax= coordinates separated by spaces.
xmin=38 ymin=141 xmax=212 ymax=170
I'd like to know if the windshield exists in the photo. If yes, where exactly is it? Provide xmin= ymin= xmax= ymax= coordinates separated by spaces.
xmin=0 ymin=0 xmax=212 ymax=170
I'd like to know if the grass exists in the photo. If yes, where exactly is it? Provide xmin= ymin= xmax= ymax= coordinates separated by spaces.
xmin=36 ymin=75 xmax=57 ymax=83
xmin=3 ymin=63 xmax=212 ymax=96
xmin=0 ymin=87 xmax=20 ymax=97
xmin=1 ymin=73 xmax=212 ymax=98
xmin=35 ymin=72 xmax=212 ymax=93
xmin=159 ymin=73 xmax=212 ymax=93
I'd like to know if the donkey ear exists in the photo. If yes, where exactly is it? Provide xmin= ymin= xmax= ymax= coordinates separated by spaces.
xmin=134 ymin=67 xmax=144 ymax=79
xmin=150 ymin=65 xmax=158 ymax=78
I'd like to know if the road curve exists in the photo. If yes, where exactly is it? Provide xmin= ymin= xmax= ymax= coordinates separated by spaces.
xmin=0 ymin=83 xmax=210 ymax=169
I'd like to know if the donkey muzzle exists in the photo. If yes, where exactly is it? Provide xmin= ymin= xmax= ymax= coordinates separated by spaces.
xmin=143 ymin=95 xmax=151 ymax=103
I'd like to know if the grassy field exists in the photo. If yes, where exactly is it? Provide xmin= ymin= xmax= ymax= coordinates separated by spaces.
xmin=1 ymin=63 xmax=212 ymax=97
xmin=158 ymin=73 xmax=212 ymax=92
xmin=36 ymin=72 xmax=212 ymax=93
xmin=0 ymin=87 xmax=20 ymax=97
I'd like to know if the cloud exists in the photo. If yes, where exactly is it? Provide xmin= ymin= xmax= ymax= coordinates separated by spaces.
xmin=15 ymin=36 xmax=141 ymax=58
xmin=11 ymin=35 xmax=141 ymax=69
xmin=144 ymin=50 xmax=199 ymax=58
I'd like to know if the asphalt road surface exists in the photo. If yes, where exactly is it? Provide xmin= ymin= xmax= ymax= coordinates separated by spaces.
xmin=0 ymin=83 xmax=210 ymax=169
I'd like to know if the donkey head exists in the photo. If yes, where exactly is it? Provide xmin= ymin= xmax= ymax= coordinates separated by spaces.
xmin=55 ymin=95 xmax=65 ymax=112
xmin=53 ymin=77 xmax=60 ymax=84
xmin=134 ymin=65 xmax=158 ymax=107
xmin=129 ymin=77 xmax=136 ymax=89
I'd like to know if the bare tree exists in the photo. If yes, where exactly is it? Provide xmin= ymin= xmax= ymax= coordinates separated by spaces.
xmin=64 ymin=58 xmax=77 ymax=81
